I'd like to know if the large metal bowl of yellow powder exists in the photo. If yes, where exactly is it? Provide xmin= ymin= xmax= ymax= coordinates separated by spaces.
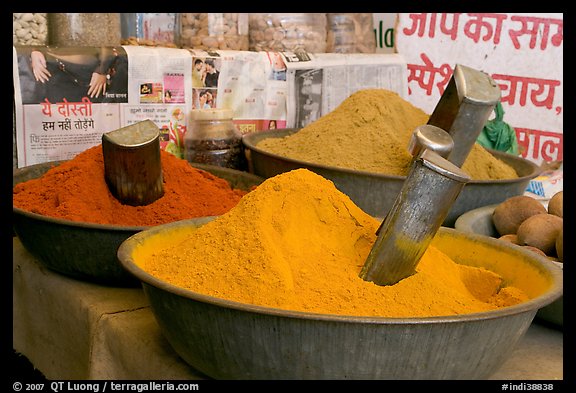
xmin=117 ymin=169 xmax=562 ymax=380
xmin=243 ymin=128 xmax=540 ymax=226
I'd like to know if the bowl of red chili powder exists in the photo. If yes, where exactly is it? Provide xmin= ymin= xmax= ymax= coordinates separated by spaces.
xmin=12 ymin=144 xmax=263 ymax=286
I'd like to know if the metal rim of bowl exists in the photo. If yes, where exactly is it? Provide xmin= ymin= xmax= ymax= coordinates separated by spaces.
xmin=241 ymin=129 xmax=542 ymax=185
xmin=118 ymin=221 xmax=563 ymax=326
xmin=454 ymin=204 xmax=500 ymax=234
xmin=13 ymin=205 xmax=166 ymax=232
xmin=12 ymin=160 xmax=263 ymax=232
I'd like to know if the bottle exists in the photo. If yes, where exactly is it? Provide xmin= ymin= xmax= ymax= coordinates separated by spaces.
xmin=179 ymin=13 xmax=248 ymax=51
xmin=185 ymin=108 xmax=245 ymax=170
xmin=49 ymin=13 xmax=121 ymax=46
xmin=248 ymin=13 xmax=327 ymax=53
xmin=120 ymin=13 xmax=178 ymax=47
xmin=326 ymin=13 xmax=376 ymax=53
xmin=13 ymin=13 xmax=48 ymax=46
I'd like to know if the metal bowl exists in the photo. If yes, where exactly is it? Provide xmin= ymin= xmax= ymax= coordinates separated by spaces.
xmin=118 ymin=222 xmax=562 ymax=380
xmin=455 ymin=204 xmax=563 ymax=327
xmin=242 ymin=128 xmax=541 ymax=226
xmin=12 ymin=161 xmax=263 ymax=287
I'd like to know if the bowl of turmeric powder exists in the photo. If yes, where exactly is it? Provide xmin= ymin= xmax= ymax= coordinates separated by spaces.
xmin=12 ymin=145 xmax=263 ymax=286
xmin=242 ymin=90 xmax=540 ymax=226
xmin=117 ymin=168 xmax=562 ymax=380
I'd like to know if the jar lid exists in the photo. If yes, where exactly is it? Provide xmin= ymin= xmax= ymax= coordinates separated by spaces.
xmin=189 ymin=108 xmax=234 ymax=120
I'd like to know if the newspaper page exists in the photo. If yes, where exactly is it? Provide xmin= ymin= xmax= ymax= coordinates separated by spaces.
xmin=282 ymin=52 xmax=407 ymax=128
xmin=12 ymin=45 xmax=192 ymax=167
xmin=188 ymin=49 xmax=290 ymax=134
xmin=120 ymin=45 xmax=192 ymax=158
xmin=14 ymin=46 xmax=407 ymax=168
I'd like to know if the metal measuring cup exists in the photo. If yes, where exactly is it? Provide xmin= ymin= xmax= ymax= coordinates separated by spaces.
xmin=407 ymin=124 xmax=454 ymax=159
xmin=102 ymin=119 xmax=164 ymax=206
xmin=427 ymin=64 xmax=501 ymax=167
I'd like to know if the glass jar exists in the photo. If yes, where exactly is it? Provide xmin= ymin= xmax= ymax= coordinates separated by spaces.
xmin=13 ymin=13 xmax=48 ymax=46
xmin=185 ymin=108 xmax=245 ymax=170
xmin=179 ymin=13 xmax=248 ymax=51
xmin=121 ymin=13 xmax=178 ymax=47
xmin=326 ymin=13 xmax=376 ymax=53
xmin=49 ymin=13 xmax=121 ymax=46
xmin=249 ymin=13 xmax=327 ymax=53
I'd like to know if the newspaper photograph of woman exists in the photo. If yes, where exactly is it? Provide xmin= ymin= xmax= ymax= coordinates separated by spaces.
xmin=15 ymin=46 xmax=128 ymax=105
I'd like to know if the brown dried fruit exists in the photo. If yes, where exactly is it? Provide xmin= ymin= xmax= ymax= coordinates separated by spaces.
xmin=516 ymin=213 xmax=563 ymax=255
xmin=498 ymin=234 xmax=519 ymax=244
xmin=556 ymin=226 xmax=563 ymax=262
xmin=492 ymin=196 xmax=547 ymax=235
xmin=548 ymin=191 xmax=563 ymax=218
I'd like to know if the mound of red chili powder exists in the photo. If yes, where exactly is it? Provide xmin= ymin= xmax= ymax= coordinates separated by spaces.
xmin=13 ymin=145 xmax=250 ymax=226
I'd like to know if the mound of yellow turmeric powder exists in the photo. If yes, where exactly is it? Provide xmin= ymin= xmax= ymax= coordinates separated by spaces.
xmin=137 ymin=168 xmax=528 ymax=318
xmin=257 ymin=89 xmax=518 ymax=180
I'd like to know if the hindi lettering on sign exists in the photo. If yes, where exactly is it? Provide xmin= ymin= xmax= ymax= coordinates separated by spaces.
xmin=407 ymin=53 xmax=453 ymax=96
xmin=401 ymin=13 xmax=563 ymax=51
xmin=463 ymin=13 xmax=507 ymax=45
xmin=396 ymin=12 xmax=563 ymax=165
xmin=516 ymin=128 xmax=563 ymax=162
xmin=493 ymin=74 xmax=560 ymax=110
xmin=402 ymin=13 xmax=461 ymax=41
xmin=403 ymin=13 xmax=429 ymax=37
xmin=540 ymin=131 xmax=563 ymax=162
xmin=528 ymin=78 xmax=560 ymax=110
xmin=509 ymin=15 xmax=563 ymax=50
xmin=438 ymin=13 xmax=461 ymax=40
xmin=516 ymin=128 xmax=531 ymax=158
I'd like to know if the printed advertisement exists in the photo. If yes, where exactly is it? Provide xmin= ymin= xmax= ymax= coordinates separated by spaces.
xmin=282 ymin=52 xmax=407 ymax=128
xmin=13 ymin=46 xmax=128 ymax=165
xmin=121 ymin=45 xmax=191 ymax=157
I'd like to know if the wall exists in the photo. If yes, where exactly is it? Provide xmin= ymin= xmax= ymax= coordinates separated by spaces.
xmin=394 ymin=12 xmax=563 ymax=166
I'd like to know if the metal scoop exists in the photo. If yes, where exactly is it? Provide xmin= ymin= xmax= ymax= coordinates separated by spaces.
xmin=360 ymin=147 xmax=470 ymax=286
xmin=375 ymin=124 xmax=454 ymax=238
xmin=427 ymin=64 xmax=501 ymax=167
xmin=408 ymin=124 xmax=454 ymax=159
xmin=360 ymin=65 xmax=497 ymax=286
xmin=102 ymin=119 xmax=164 ymax=206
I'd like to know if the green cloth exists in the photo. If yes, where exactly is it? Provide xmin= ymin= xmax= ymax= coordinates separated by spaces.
xmin=477 ymin=102 xmax=519 ymax=155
